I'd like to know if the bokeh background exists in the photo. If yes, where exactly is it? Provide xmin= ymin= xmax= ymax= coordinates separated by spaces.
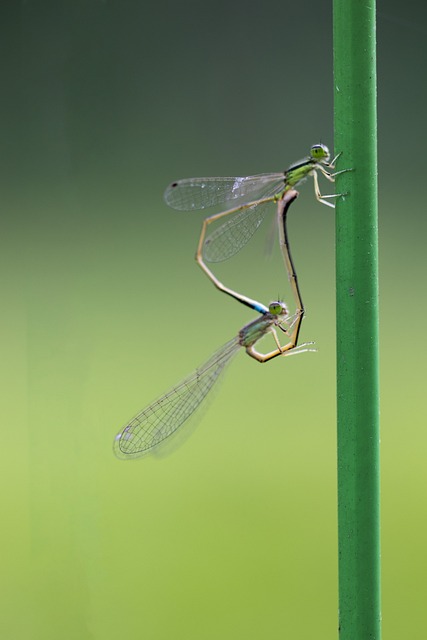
xmin=1 ymin=1 xmax=426 ymax=638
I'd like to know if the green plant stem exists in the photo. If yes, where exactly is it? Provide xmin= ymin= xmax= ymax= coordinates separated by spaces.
xmin=333 ymin=1 xmax=381 ymax=638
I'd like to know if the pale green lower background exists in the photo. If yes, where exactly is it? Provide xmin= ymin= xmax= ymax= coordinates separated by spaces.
xmin=1 ymin=1 xmax=427 ymax=638
xmin=1 ymin=188 xmax=426 ymax=640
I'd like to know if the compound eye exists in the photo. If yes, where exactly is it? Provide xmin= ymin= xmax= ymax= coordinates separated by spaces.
xmin=269 ymin=302 xmax=286 ymax=316
xmin=311 ymin=143 xmax=330 ymax=161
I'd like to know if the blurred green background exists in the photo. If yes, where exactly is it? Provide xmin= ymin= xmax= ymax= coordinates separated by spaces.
xmin=1 ymin=1 xmax=426 ymax=638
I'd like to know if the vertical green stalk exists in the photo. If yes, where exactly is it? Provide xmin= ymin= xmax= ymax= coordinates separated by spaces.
xmin=333 ymin=1 xmax=381 ymax=639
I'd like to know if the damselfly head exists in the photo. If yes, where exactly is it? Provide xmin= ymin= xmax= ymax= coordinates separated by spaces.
xmin=268 ymin=301 xmax=288 ymax=317
xmin=310 ymin=143 xmax=330 ymax=163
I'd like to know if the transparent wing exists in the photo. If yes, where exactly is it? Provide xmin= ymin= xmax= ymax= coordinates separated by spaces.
xmin=114 ymin=337 xmax=239 ymax=459
xmin=164 ymin=173 xmax=284 ymax=211
xmin=204 ymin=197 xmax=277 ymax=263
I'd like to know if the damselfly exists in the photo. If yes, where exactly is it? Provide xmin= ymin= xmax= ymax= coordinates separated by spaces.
xmin=114 ymin=190 xmax=310 ymax=459
xmin=164 ymin=143 xmax=349 ymax=266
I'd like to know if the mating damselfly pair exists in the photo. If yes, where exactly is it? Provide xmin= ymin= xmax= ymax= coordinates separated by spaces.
xmin=114 ymin=145 xmax=349 ymax=459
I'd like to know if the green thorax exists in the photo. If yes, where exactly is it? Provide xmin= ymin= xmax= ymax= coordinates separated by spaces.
xmin=284 ymin=157 xmax=315 ymax=188
xmin=238 ymin=313 xmax=275 ymax=348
